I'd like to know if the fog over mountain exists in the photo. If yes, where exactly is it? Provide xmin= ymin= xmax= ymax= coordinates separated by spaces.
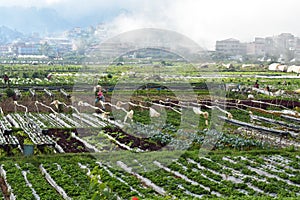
xmin=0 ymin=25 xmax=23 ymax=44
xmin=0 ymin=6 xmax=127 ymax=34
xmin=0 ymin=7 xmax=68 ymax=33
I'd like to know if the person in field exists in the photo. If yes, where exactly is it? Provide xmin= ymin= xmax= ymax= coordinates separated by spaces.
xmin=3 ymin=74 xmax=9 ymax=86
xmin=95 ymin=85 xmax=105 ymax=110
xmin=95 ymin=85 xmax=105 ymax=102
xmin=253 ymin=80 xmax=259 ymax=88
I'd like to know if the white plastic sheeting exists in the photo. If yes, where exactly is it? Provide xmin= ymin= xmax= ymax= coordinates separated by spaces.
xmin=287 ymin=65 xmax=300 ymax=73
xmin=39 ymin=164 xmax=71 ymax=200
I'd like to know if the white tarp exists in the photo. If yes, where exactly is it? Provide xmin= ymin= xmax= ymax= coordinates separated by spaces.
xmin=277 ymin=65 xmax=288 ymax=72
xmin=268 ymin=63 xmax=280 ymax=71
xmin=287 ymin=65 xmax=300 ymax=73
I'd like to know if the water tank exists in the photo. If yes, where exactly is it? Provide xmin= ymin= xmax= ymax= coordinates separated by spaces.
xmin=23 ymin=145 xmax=34 ymax=156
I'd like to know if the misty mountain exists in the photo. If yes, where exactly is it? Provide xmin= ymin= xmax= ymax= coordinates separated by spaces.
xmin=0 ymin=26 xmax=23 ymax=44
xmin=0 ymin=7 xmax=71 ymax=34
xmin=0 ymin=6 xmax=128 ymax=34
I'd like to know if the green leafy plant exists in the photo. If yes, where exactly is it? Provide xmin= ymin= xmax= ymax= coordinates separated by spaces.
xmin=89 ymin=176 xmax=118 ymax=200
xmin=23 ymin=138 xmax=34 ymax=145
xmin=5 ymin=88 xmax=15 ymax=97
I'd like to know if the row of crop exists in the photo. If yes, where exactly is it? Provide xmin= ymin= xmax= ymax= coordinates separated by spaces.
xmin=7 ymin=76 xmax=74 ymax=86
xmin=0 ymin=113 xmax=93 ymax=154
xmin=111 ymin=100 xmax=285 ymax=151
xmin=7 ymin=114 xmax=54 ymax=146
xmin=1 ymin=156 xmax=97 ymax=199
xmin=1 ymin=112 xmax=107 ymax=143
xmin=0 ymin=111 xmax=122 ymax=154
xmin=119 ymin=157 xmax=249 ymax=198
xmin=0 ymin=152 xmax=299 ymax=199
xmin=203 ymin=154 xmax=300 ymax=197
xmin=2 ymin=162 xmax=62 ymax=200
xmin=236 ymin=155 xmax=300 ymax=185
xmin=0 ymin=112 xmax=276 ymax=156
xmin=2 ymin=154 xmax=215 ymax=199
xmin=38 ymin=157 xmax=157 ymax=199
xmin=4 ymin=97 xmax=293 ymax=152
xmin=91 ymin=162 xmax=158 ymax=199
xmin=41 ymin=162 xmax=93 ymax=199
xmin=165 ymin=159 xmax=252 ymax=196
xmin=79 ymin=130 xmax=121 ymax=152
xmin=0 ymin=129 xmax=19 ymax=146
xmin=112 ymin=150 xmax=300 ymax=199
xmin=3 ymin=113 xmax=102 ymax=130
xmin=153 ymin=98 xmax=299 ymax=137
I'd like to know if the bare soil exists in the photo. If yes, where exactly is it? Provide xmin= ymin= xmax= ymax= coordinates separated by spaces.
xmin=0 ymin=176 xmax=9 ymax=200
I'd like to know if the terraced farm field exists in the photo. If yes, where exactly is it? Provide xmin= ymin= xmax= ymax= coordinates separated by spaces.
xmin=0 ymin=63 xmax=299 ymax=199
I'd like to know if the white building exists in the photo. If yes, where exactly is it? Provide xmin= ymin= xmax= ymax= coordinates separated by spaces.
xmin=215 ymin=38 xmax=242 ymax=55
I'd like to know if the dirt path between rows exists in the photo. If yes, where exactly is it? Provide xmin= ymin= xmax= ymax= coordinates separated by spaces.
xmin=0 ymin=176 xmax=10 ymax=200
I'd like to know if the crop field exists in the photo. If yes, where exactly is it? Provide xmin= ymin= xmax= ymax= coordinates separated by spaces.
xmin=0 ymin=151 xmax=299 ymax=200
xmin=0 ymin=63 xmax=299 ymax=199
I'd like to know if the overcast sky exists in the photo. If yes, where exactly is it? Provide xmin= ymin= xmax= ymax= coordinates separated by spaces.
xmin=0 ymin=0 xmax=299 ymax=49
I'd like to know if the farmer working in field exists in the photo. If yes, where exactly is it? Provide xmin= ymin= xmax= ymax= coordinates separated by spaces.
xmin=95 ymin=85 xmax=105 ymax=110
xmin=253 ymin=80 xmax=259 ymax=88
xmin=3 ymin=74 xmax=9 ymax=86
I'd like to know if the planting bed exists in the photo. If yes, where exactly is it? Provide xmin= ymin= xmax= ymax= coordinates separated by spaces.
xmin=0 ymin=152 xmax=298 ymax=199
xmin=44 ymin=129 xmax=90 ymax=153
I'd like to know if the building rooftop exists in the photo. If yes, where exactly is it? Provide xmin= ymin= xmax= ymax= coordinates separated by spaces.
xmin=217 ymin=38 xmax=240 ymax=42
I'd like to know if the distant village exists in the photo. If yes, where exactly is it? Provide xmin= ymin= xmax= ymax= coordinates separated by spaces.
xmin=0 ymin=23 xmax=110 ymax=62
xmin=0 ymin=26 xmax=299 ymax=65
xmin=215 ymin=33 xmax=300 ymax=63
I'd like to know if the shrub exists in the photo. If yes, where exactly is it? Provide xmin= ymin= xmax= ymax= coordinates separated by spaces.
xmin=5 ymin=88 xmax=15 ymax=98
